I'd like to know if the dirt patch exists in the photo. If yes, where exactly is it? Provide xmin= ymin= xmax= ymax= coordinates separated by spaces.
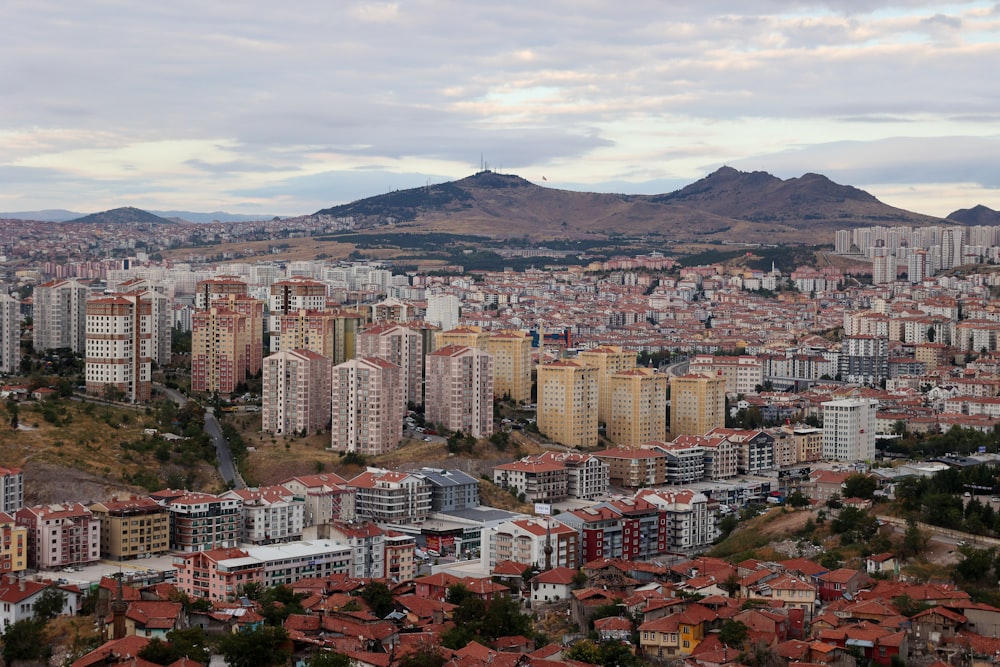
xmin=23 ymin=461 xmax=139 ymax=506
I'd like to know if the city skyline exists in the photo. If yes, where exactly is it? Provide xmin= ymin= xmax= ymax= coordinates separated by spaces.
xmin=2 ymin=1 xmax=999 ymax=218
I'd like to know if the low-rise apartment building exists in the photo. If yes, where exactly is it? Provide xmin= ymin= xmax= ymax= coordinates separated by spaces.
xmin=492 ymin=459 xmax=569 ymax=504
xmin=16 ymin=503 xmax=101 ymax=569
xmin=88 ymin=496 xmax=170 ymax=560
xmin=485 ymin=517 xmax=579 ymax=571
xmin=593 ymin=447 xmax=667 ymax=488
xmin=279 ymin=473 xmax=356 ymax=526
xmin=222 ymin=486 xmax=305 ymax=545
xmin=150 ymin=491 xmax=241 ymax=553
xmin=347 ymin=469 xmax=432 ymax=525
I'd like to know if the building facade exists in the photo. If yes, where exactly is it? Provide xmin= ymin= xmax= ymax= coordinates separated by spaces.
xmin=0 ymin=294 xmax=21 ymax=374
xmin=357 ymin=323 xmax=425 ymax=407
xmin=485 ymin=330 xmax=533 ymax=403
xmin=16 ymin=503 xmax=101 ymax=569
xmin=33 ymin=278 xmax=88 ymax=353
xmin=425 ymin=344 xmax=494 ymax=438
xmin=262 ymin=348 xmax=332 ymax=435
xmin=329 ymin=357 xmax=404 ymax=456
xmin=822 ymin=398 xmax=878 ymax=461
xmin=88 ymin=496 xmax=170 ymax=560
xmin=607 ymin=368 xmax=668 ymax=446
xmin=578 ymin=345 xmax=637 ymax=424
xmin=669 ymin=373 xmax=726 ymax=437
xmin=537 ymin=360 xmax=599 ymax=447
xmin=84 ymin=294 xmax=153 ymax=402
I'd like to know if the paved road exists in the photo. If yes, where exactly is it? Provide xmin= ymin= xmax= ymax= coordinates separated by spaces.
xmin=203 ymin=408 xmax=242 ymax=489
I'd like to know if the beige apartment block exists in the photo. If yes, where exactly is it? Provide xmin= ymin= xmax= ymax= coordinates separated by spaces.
xmin=485 ymin=330 xmax=533 ymax=403
xmin=607 ymin=368 xmax=668 ymax=446
xmin=89 ymin=496 xmax=170 ymax=559
xmin=578 ymin=345 xmax=637 ymax=424
xmin=669 ymin=373 xmax=726 ymax=437
xmin=537 ymin=360 xmax=599 ymax=447
xmin=357 ymin=322 xmax=424 ymax=407
xmin=329 ymin=357 xmax=404 ymax=456
xmin=270 ymin=309 xmax=338 ymax=360
xmin=425 ymin=345 xmax=494 ymax=438
xmin=435 ymin=325 xmax=488 ymax=351
xmin=191 ymin=307 xmax=250 ymax=393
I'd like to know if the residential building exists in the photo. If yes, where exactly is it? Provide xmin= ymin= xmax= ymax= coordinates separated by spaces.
xmin=32 ymin=278 xmax=88 ymax=353
xmin=150 ymin=491 xmax=241 ymax=552
xmin=0 ymin=294 xmax=21 ymax=374
xmin=269 ymin=309 xmax=338 ymax=359
xmin=347 ymin=469 xmax=432 ymax=525
xmin=194 ymin=276 xmax=249 ymax=310
xmin=537 ymin=360 xmax=599 ymax=447
xmin=0 ymin=512 xmax=27 ymax=575
xmin=425 ymin=344 xmax=494 ymax=438
xmin=173 ymin=547 xmax=264 ymax=601
xmin=492 ymin=459 xmax=568 ymax=504
xmin=533 ymin=451 xmax=609 ymax=500
xmin=222 ymin=486 xmax=305 ymax=545
xmin=594 ymin=446 xmax=667 ymax=488
xmin=84 ymin=294 xmax=153 ymax=402
xmin=113 ymin=279 xmax=172 ymax=364
xmin=384 ymin=530 xmax=417 ymax=583
xmin=356 ymin=322 xmax=424 ymax=407
xmin=328 ymin=309 xmax=365 ymax=364
xmin=329 ymin=357 xmax=403 ymax=456
xmin=261 ymin=348 xmax=332 ymax=436
xmin=839 ymin=335 xmax=889 ymax=386
xmin=278 ymin=473 xmax=356 ymax=526
xmin=0 ymin=467 xmax=23 ymax=514
xmin=268 ymin=277 xmax=327 ymax=324
xmin=705 ymin=428 xmax=776 ymax=475
xmin=425 ymin=293 xmax=460 ymax=332
xmin=603 ymin=496 xmax=669 ymax=560
xmin=326 ymin=520 xmax=386 ymax=579
xmin=16 ymin=503 xmax=101 ymax=569
xmin=191 ymin=307 xmax=249 ymax=393
xmin=696 ymin=436 xmax=739 ymax=480
xmin=652 ymin=438 xmax=706 ymax=485
xmin=0 ymin=579 xmax=77 ymax=629
xmin=636 ymin=489 xmax=719 ymax=551
xmin=485 ymin=330 xmax=533 ymax=403
xmin=435 ymin=325 xmax=488 ymax=351
xmin=607 ymin=368 xmax=668 ymax=446
xmin=88 ymin=496 xmax=170 ymax=560
xmin=578 ymin=345 xmax=637 ymax=424
xmin=689 ymin=354 xmax=764 ymax=395
xmin=485 ymin=517 xmax=579 ymax=570
xmin=418 ymin=468 xmax=481 ymax=512
xmin=639 ymin=604 xmax=717 ymax=658
xmin=669 ymin=373 xmax=726 ymax=437
xmin=822 ymin=398 xmax=878 ymax=461
xmin=531 ymin=566 xmax=577 ymax=604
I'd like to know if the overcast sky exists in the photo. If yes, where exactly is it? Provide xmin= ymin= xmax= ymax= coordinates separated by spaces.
xmin=2 ymin=1 xmax=999 ymax=218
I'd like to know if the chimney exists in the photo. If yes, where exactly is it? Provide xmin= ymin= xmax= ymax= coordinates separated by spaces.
xmin=18 ymin=576 xmax=24 ymax=592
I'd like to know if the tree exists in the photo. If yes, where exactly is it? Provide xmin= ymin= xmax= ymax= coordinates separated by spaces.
xmin=830 ymin=506 xmax=878 ymax=544
xmin=32 ymin=586 xmax=66 ymax=621
xmin=564 ymin=640 xmax=602 ymax=665
xmin=361 ymin=581 xmax=396 ymax=618
xmin=786 ymin=491 xmax=810 ymax=509
xmin=720 ymin=573 xmax=741 ymax=598
xmin=2 ymin=619 xmax=49 ymax=665
xmin=308 ymin=651 xmax=354 ymax=667
xmin=842 ymin=473 xmax=877 ymax=500
xmin=218 ymin=625 xmax=290 ymax=667
xmin=398 ymin=645 xmax=447 ymax=667
xmin=719 ymin=619 xmax=749 ymax=648
xmin=446 ymin=582 xmax=471 ymax=606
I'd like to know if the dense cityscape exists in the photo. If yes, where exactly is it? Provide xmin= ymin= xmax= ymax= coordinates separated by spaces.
xmin=1 ymin=211 xmax=1000 ymax=666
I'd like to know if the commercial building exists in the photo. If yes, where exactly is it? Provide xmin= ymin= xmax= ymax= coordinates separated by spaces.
xmin=537 ymin=360 xmax=599 ymax=447
xmin=607 ymin=368 xmax=668 ymax=446
xmin=329 ymin=357 xmax=404 ymax=456
xmin=822 ymin=398 xmax=878 ymax=462
xmin=261 ymin=348 xmax=332 ymax=436
xmin=669 ymin=373 xmax=726 ymax=437
xmin=425 ymin=344 xmax=494 ymax=438
xmin=88 ymin=496 xmax=170 ymax=560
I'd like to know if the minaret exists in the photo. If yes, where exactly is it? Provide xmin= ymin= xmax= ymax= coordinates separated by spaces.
xmin=543 ymin=515 xmax=553 ymax=571
xmin=111 ymin=573 xmax=128 ymax=640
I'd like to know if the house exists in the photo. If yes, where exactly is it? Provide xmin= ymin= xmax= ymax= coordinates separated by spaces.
xmin=122 ymin=600 xmax=185 ymax=639
xmin=766 ymin=573 xmax=818 ymax=612
xmin=865 ymin=553 xmax=897 ymax=577
xmin=530 ymin=566 xmax=576 ymax=604
xmin=818 ymin=568 xmax=869 ymax=602
xmin=911 ymin=606 xmax=967 ymax=644
xmin=638 ymin=603 xmax=716 ymax=658
xmin=594 ymin=615 xmax=633 ymax=642
xmin=0 ymin=578 xmax=77 ymax=629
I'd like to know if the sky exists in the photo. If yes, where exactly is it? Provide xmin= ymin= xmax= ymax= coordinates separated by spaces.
xmin=2 ymin=1 xmax=999 ymax=219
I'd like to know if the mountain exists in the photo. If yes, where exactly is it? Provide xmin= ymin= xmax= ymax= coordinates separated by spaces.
xmin=0 ymin=209 xmax=83 ymax=222
xmin=314 ymin=168 xmax=945 ymax=243
xmin=947 ymin=204 xmax=1000 ymax=226
xmin=67 ymin=207 xmax=176 ymax=225
xmin=148 ymin=210 xmax=280 ymax=224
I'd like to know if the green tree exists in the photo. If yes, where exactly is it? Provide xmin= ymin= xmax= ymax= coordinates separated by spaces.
xmin=308 ymin=650 xmax=354 ymax=667
xmin=900 ymin=518 xmax=928 ymax=559
xmin=361 ymin=581 xmax=396 ymax=618
xmin=218 ymin=625 xmax=290 ymax=667
xmin=719 ymin=619 xmax=749 ymax=648
xmin=843 ymin=473 xmax=877 ymax=500
xmin=398 ymin=645 xmax=447 ymax=667
xmin=32 ymin=586 xmax=66 ymax=621
xmin=786 ymin=491 xmax=810 ymax=509
xmin=564 ymin=640 xmax=602 ymax=665
xmin=2 ymin=619 xmax=49 ymax=665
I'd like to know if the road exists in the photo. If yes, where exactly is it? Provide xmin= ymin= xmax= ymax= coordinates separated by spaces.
xmin=156 ymin=384 xmax=243 ymax=489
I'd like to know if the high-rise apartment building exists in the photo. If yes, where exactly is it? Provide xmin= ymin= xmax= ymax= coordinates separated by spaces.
xmin=578 ymin=345 xmax=637 ymax=424
xmin=357 ymin=323 xmax=424 ymax=407
xmin=607 ymin=368 xmax=668 ymax=446
xmin=0 ymin=467 xmax=24 ymax=514
xmin=822 ymin=398 xmax=877 ymax=462
xmin=33 ymin=278 xmax=88 ymax=353
xmin=425 ymin=345 xmax=494 ymax=438
xmin=262 ymin=349 xmax=332 ymax=435
xmin=485 ymin=330 xmax=533 ymax=403
xmin=0 ymin=293 xmax=21 ymax=374
xmin=669 ymin=373 xmax=726 ymax=437
xmin=328 ymin=309 xmax=365 ymax=364
xmin=330 ymin=357 xmax=403 ymax=456
xmin=191 ymin=307 xmax=249 ymax=393
xmin=270 ymin=309 xmax=338 ymax=359
xmin=435 ymin=325 xmax=488 ymax=351
xmin=194 ymin=276 xmax=248 ymax=310
xmin=537 ymin=360 xmax=598 ymax=447
xmin=116 ymin=279 xmax=172 ymax=364
xmin=839 ymin=335 xmax=888 ymax=386
xmin=425 ymin=293 xmax=460 ymax=332
xmin=268 ymin=278 xmax=328 ymax=336
xmin=85 ymin=294 xmax=153 ymax=402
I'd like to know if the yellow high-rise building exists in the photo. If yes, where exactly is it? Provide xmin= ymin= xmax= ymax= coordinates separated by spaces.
xmin=537 ymin=360 xmax=598 ymax=447
xmin=435 ymin=325 xmax=489 ymax=351
xmin=607 ymin=368 xmax=668 ymax=446
xmin=485 ymin=330 xmax=533 ymax=403
xmin=669 ymin=373 xmax=726 ymax=437
xmin=578 ymin=346 xmax=637 ymax=424
xmin=0 ymin=512 xmax=27 ymax=575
